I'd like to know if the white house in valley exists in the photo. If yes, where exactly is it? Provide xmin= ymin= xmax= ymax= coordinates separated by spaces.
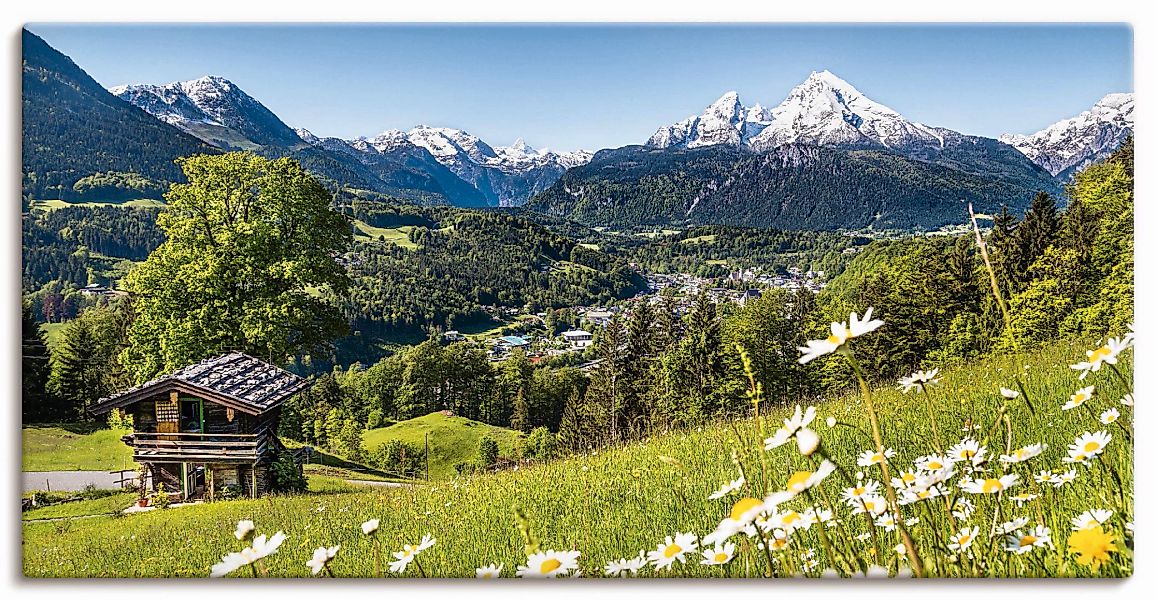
xmin=561 ymin=329 xmax=594 ymax=349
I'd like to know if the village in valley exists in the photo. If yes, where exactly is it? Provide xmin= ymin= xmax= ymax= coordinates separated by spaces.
xmin=453 ymin=263 xmax=830 ymax=366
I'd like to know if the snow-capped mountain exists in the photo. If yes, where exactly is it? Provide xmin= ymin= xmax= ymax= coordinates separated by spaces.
xmin=401 ymin=126 xmax=591 ymax=177
xmin=308 ymin=125 xmax=593 ymax=207
xmin=648 ymin=91 xmax=772 ymax=149
xmin=648 ymin=70 xmax=947 ymax=155
xmin=999 ymin=93 xmax=1134 ymax=179
xmin=114 ymin=74 xmax=588 ymax=207
xmin=111 ymin=75 xmax=303 ymax=149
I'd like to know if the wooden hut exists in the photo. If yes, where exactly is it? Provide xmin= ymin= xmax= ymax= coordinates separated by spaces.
xmin=90 ymin=352 xmax=309 ymax=500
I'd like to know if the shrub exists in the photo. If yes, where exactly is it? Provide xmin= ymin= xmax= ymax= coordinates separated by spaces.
xmin=477 ymin=436 xmax=499 ymax=468
xmin=268 ymin=448 xmax=308 ymax=494
xmin=521 ymin=427 xmax=557 ymax=462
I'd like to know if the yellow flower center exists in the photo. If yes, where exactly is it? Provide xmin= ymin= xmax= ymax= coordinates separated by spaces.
xmin=772 ymin=538 xmax=787 ymax=549
xmin=540 ymin=558 xmax=561 ymax=574
xmin=1105 ymin=414 xmax=1117 ymax=422
xmin=959 ymin=535 xmax=972 ymax=545
xmin=981 ymin=479 xmax=1004 ymax=493
xmin=1089 ymin=346 xmax=1112 ymax=363
xmin=1014 ymin=449 xmax=1027 ymax=460
xmin=872 ymin=453 xmax=883 ymax=463
xmin=1074 ymin=454 xmax=1087 ymax=461
xmin=917 ymin=490 xmax=931 ymax=499
xmin=787 ymin=471 xmax=812 ymax=491
xmin=481 ymin=572 xmax=493 ymax=579
xmin=1020 ymin=535 xmax=1037 ymax=546
xmin=902 ymin=472 xmax=916 ymax=483
xmin=1084 ymin=441 xmax=1101 ymax=452
xmin=862 ymin=500 xmax=877 ymax=512
xmin=928 ymin=461 xmax=943 ymax=470
xmin=826 ymin=334 xmax=841 ymax=344
xmin=663 ymin=544 xmax=682 ymax=558
xmin=782 ymin=512 xmax=800 ymax=525
xmin=852 ymin=486 xmax=865 ymax=496
xmin=730 ymin=497 xmax=762 ymax=521
xmin=714 ymin=552 xmax=728 ymax=563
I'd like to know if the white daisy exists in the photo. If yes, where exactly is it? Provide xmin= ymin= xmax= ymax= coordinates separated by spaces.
xmin=1063 ymin=386 xmax=1095 ymax=411
xmin=210 ymin=531 xmax=287 ymax=578
xmin=857 ymin=448 xmax=896 ymax=468
xmin=1064 ymin=431 xmax=1112 ymax=463
xmin=1000 ymin=387 xmax=1020 ymax=399
xmin=952 ymin=497 xmax=975 ymax=520
xmin=994 ymin=517 xmax=1030 ymax=536
xmin=850 ymin=495 xmax=889 ymax=517
xmin=1009 ymin=492 xmax=1038 ymax=507
xmin=1005 ymin=525 xmax=1052 ymax=554
xmin=948 ymin=438 xmax=988 ymax=467
xmin=798 ymin=308 xmax=883 ymax=364
xmin=649 ymin=532 xmax=698 ymax=570
xmin=306 ymin=545 xmax=339 ymax=576
xmin=1121 ymin=394 xmax=1134 ymax=407
xmin=1054 ymin=469 xmax=1078 ymax=487
xmin=234 ymin=520 xmax=256 ymax=542
xmin=388 ymin=534 xmax=436 ymax=573
xmin=1070 ymin=337 xmax=1132 ymax=380
xmin=708 ymin=475 xmax=746 ymax=500
xmin=874 ymin=512 xmax=897 ymax=532
xmin=476 ymin=563 xmax=503 ymax=579
xmin=700 ymin=542 xmax=736 ymax=565
xmin=1071 ymin=509 xmax=1113 ymax=531
xmin=959 ymin=474 xmax=1018 ymax=495
xmin=517 ymin=550 xmax=581 ymax=578
xmin=841 ymin=480 xmax=881 ymax=505
xmin=948 ymin=527 xmax=979 ymax=555
xmin=897 ymin=368 xmax=941 ymax=393
xmin=1100 ymin=408 xmax=1120 ymax=425
xmin=361 ymin=519 xmax=380 ymax=536
xmin=999 ymin=443 xmax=1047 ymax=464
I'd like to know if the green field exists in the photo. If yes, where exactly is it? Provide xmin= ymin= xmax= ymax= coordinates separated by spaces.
xmin=352 ymin=220 xmax=419 ymax=249
xmin=362 ymin=412 xmax=522 ymax=479
xmin=34 ymin=198 xmax=165 ymax=211
xmin=680 ymin=234 xmax=718 ymax=244
xmin=20 ymin=338 xmax=1133 ymax=578
xmin=22 ymin=424 xmax=134 ymax=472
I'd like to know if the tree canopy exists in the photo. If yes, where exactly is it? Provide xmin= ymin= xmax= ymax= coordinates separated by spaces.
xmin=121 ymin=152 xmax=352 ymax=381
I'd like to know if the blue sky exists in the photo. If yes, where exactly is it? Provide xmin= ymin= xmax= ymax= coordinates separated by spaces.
xmin=28 ymin=24 xmax=1132 ymax=152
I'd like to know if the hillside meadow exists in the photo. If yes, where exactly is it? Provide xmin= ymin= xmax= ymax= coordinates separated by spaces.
xmin=21 ymin=336 xmax=1133 ymax=578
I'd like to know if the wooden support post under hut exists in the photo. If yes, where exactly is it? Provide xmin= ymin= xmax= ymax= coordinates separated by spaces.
xmin=90 ymin=352 xmax=310 ymax=502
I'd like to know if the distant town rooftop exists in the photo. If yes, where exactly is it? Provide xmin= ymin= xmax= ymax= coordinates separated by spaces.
xmin=562 ymin=329 xmax=593 ymax=338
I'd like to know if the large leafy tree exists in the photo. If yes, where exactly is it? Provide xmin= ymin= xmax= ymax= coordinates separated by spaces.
xmin=122 ymin=152 xmax=351 ymax=381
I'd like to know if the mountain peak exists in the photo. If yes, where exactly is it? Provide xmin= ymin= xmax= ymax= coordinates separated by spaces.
xmin=294 ymin=127 xmax=319 ymax=144
xmin=112 ymin=74 xmax=302 ymax=148
xmin=1000 ymin=92 xmax=1134 ymax=178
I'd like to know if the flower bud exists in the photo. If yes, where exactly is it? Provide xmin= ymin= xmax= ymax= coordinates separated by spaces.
xmin=796 ymin=427 xmax=821 ymax=456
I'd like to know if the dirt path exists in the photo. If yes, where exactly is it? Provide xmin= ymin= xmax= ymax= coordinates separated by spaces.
xmin=23 ymin=471 xmax=125 ymax=493
xmin=344 ymin=479 xmax=411 ymax=488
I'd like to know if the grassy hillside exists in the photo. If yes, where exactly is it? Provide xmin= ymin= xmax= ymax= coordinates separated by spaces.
xmin=21 ymin=337 xmax=1133 ymax=577
xmin=22 ymin=424 xmax=134 ymax=472
xmin=363 ymin=412 xmax=523 ymax=479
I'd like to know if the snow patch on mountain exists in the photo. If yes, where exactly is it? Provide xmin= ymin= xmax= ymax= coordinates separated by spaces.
xmin=648 ymin=71 xmax=945 ymax=155
xmin=112 ymin=75 xmax=302 ymax=147
xmin=998 ymin=93 xmax=1134 ymax=177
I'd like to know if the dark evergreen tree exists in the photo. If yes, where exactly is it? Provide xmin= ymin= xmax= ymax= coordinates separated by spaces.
xmin=21 ymin=302 xmax=59 ymax=422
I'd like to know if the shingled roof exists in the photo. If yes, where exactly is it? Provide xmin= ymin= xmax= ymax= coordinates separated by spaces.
xmin=91 ymin=352 xmax=309 ymax=415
